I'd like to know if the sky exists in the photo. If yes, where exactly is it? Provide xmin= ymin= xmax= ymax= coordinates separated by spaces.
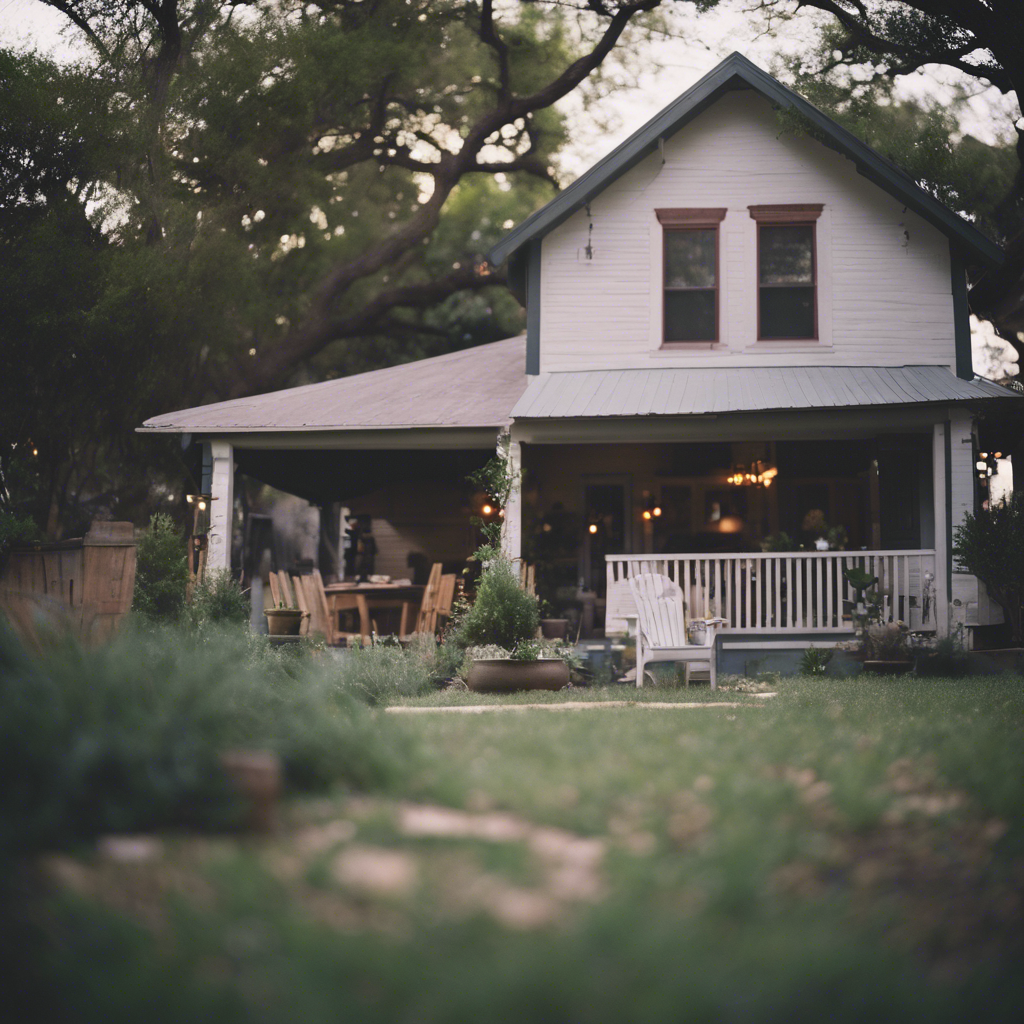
xmin=1 ymin=0 xmax=1019 ymax=376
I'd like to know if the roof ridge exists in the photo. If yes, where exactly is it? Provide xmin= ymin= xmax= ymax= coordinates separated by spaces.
xmin=488 ymin=52 xmax=1002 ymax=269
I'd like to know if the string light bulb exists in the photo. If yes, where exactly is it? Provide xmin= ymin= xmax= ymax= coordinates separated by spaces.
xmin=588 ymin=523 xmax=598 ymax=534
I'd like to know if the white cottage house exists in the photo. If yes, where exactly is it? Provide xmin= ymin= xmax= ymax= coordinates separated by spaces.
xmin=141 ymin=54 xmax=1023 ymax=657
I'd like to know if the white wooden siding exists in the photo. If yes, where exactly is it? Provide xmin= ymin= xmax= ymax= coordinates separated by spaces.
xmin=539 ymin=92 xmax=955 ymax=373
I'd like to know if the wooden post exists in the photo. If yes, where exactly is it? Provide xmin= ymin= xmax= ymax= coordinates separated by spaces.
xmin=932 ymin=420 xmax=949 ymax=636
xmin=208 ymin=441 xmax=234 ymax=571
xmin=500 ymin=434 xmax=522 ymax=562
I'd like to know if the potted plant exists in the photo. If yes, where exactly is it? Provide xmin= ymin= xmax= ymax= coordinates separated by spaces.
xmin=266 ymin=601 xmax=303 ymax=636
xmin=457 ymin=556 xmax=570 ymax=692
xmin=538 ymin=598 xmax=569 ymax=640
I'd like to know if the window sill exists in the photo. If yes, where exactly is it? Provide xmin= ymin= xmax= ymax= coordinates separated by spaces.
xmin=657 ymin=341 xmax=721 ymax=351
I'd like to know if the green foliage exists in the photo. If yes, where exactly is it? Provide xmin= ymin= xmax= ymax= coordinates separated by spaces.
xmin=799 ymin=645 xmax=833 ymax=676
xmin=457 ymin=556 xmax=540 ymax=653
xmin=761 ymin=531 xmax=797 ymax=552
xmin=0 ymin=620 xmax=406 ymax=854
xmin=185 ymin=569 xmax=250 ymax=630
xmin=842 ymin=566 xmax=878 ymax=595
xmin=132 ymin=513 xmax=190 ymax=622
xmin=954 ymin=491 xmax=1024 ymax=642
xmin=336 ymin=643 xmax=434 ymax=707
xmin=0 ymin=510 xmax=40 ymax=555
xmin=774 ymin=32 xmax=1021 ymax=247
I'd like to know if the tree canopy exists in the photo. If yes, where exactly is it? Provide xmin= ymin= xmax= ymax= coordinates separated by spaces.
xmin=0 ymin=0 xmax=671 ymax=533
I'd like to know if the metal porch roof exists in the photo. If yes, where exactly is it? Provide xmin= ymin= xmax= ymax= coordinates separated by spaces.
xmin=510 ymin=366 xmax=1021 ymax=419
xmin=139 ymin=336 xmax=528 ymax=434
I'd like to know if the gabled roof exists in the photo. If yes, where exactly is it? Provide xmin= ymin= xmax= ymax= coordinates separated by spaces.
xmin=488 ymin=53 xmax=1004 ymax=270
xmin=511 ymin=366 xmax=1021 ymax=419
xmin=138 ymin=336 xmax=528 ymax=434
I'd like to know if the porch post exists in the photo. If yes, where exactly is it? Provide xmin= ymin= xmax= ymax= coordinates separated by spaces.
xmin=931 ymin=421 xmax=949 ymax=636
xmin=208 ymin=440 xmax=235 ymax=572
xmin=501 ymin=434 xmax=522 ymax=562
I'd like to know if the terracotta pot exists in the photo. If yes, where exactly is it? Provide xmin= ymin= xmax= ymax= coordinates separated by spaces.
xmin=266 ymin=608 xmax=303 ymax=636
xmin=466 ymin=658 xmax=570 ymax=693
xmin=540 ymin=618 xmax=569 ymax=640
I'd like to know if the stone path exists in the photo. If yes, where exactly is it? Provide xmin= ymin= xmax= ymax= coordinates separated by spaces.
xmin=386 ymin=697 xmax=776 ymax=715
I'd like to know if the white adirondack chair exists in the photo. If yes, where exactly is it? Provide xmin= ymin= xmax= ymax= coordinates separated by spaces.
xmin=628 ymin=573 xmax=724 ymax=690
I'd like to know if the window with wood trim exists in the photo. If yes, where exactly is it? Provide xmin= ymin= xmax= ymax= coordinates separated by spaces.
xmin=658 ymin=208 xmax=725 ymax=344
xmin=749 ymin=204 xmax=822 ymax=341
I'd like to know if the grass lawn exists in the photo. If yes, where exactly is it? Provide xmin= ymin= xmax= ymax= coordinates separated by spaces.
xmin=17 ymin=674 xmax=1024 ymax=1023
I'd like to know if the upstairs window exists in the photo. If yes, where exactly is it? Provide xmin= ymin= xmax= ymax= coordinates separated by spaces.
xmin=657 ymin=208 xmax=726 ymax=344
xmin=749 ymin=204 xmax=822 ymax=340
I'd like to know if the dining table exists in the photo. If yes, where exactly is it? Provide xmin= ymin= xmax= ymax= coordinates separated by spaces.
xmin=323 ymin=580 xmax=426 ymax=641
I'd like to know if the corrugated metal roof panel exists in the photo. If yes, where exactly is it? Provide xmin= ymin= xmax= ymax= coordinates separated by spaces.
xmin=140 ymin=336 xmax=529 ymax=433
xmin=510 ymin=366 xmax=1022 ymax=419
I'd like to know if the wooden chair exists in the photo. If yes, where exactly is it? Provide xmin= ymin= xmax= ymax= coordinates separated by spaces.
xmin=413 ymin=563 xmax=444 ymax=635
xmin=435 ymin=573 xmax=457 ymax=629
xmin=628 ymin=573 xmax=725 ymax=690
xmin=299 ymin=570 xmax=370 ymax=646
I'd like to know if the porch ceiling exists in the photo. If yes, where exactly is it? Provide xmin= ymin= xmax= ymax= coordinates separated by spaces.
xmin=510 ymin=365 xmax=1021 ymax=420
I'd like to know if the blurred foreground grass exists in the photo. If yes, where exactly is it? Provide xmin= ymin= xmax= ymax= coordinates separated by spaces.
xmin=3 ymin=630 xmax=1022 ymax=1022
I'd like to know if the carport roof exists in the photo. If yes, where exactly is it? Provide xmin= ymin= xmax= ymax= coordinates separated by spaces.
xmin=138 ymin=335 xmax=528 ymax=434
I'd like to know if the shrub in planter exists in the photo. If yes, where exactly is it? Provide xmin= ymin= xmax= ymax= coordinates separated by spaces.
xmin=458 ymin=556 xmax=539 ymax=652
xmin=953 ymin=491 xmax=1024 ymax=645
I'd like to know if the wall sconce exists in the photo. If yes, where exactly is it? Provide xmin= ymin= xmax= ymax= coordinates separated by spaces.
xmin=481 ymin=503 xmax=493 ymax=516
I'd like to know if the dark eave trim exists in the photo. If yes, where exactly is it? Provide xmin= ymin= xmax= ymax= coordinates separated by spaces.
xmin=487 ymin=53 xmax=1004 ymax=271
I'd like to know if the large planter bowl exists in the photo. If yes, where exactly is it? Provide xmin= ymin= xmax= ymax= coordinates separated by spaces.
xmin=266 ymin=609 xmax=303 ymax=636
xmin=467 ymin=658 xmax=570 ymax=693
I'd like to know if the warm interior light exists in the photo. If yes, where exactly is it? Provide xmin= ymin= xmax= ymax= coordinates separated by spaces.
xmin=481 ymin=504 xmax=493 ymax=516
xmin=642 ymin=510 xmax=652 ymax=520
xmin=978 ymin=452 xmax=988 ymax=459
xmin=588 ymin=523 xmax=598 ymax=534
xmin=186 ymin=495 xmax=194 ymax=504
xmin=198 ymin=500 xmax=207 ymax=511
xmin=993 ymin=452 xmax=1003 ymax=459
xmin=976 ymin=461 xmax=987 ymax=471
xmin=652 ymin=506 xmax=662 ymax=517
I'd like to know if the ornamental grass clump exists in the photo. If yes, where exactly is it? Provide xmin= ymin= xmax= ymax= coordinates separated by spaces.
xmin=0 ymin=620 xmax=407 ymax=854
xmin=456 ymin=555 xmax=540 ymax=653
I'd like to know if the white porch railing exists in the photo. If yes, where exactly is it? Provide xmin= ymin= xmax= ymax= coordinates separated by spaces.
xmin=605 ymin=550 xmax=937 ymax=636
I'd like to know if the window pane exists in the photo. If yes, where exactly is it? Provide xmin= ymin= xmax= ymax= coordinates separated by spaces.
xmin=759 ymin=225 xmax=813 ymax=285
xmin=665 ymin=229 xmax=716 ymax=288
xmin=665 ymin=289 xmax=716 ymax=342
xmin=760 ymin=286 xmax=815 ymax=339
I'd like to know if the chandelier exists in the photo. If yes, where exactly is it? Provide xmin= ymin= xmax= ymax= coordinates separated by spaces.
xmin=727 ymin=461 xmax=778 ymax=488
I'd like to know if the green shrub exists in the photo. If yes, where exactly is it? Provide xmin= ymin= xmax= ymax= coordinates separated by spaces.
xmin=336 ymin=642 xmax=434 ymax=706
xmin=132 ymin=513 xmax=190 ymax=621
xmin=0 ymin=510 xmax=40 ymax=556
xmin=953 ymin=491 xmax=1024 ymax=643
xmin=799 ymin=645 xmax=833 ymax=675
xmin=457 ymin=556 xmax=539 ymax=652
xmin=0 ymin=620 xmax=407 ymax=853
xmin=185 ymin=568 xmax=250 ymax=629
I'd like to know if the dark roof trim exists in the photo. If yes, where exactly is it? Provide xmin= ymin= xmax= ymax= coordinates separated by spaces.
xmin=488 ymin=53 xmax=1004 ymax=270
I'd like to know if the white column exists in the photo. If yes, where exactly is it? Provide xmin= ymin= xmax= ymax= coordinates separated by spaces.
xmin=208 ymin=440 xmax=235 ymax=571
xmin=948 ymin=408 xmax=980 ymax=645
xmin=500 ymin=435 xmax=522 ymax=562
xmin=932 ymin=421 xmax=949 ymax=636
